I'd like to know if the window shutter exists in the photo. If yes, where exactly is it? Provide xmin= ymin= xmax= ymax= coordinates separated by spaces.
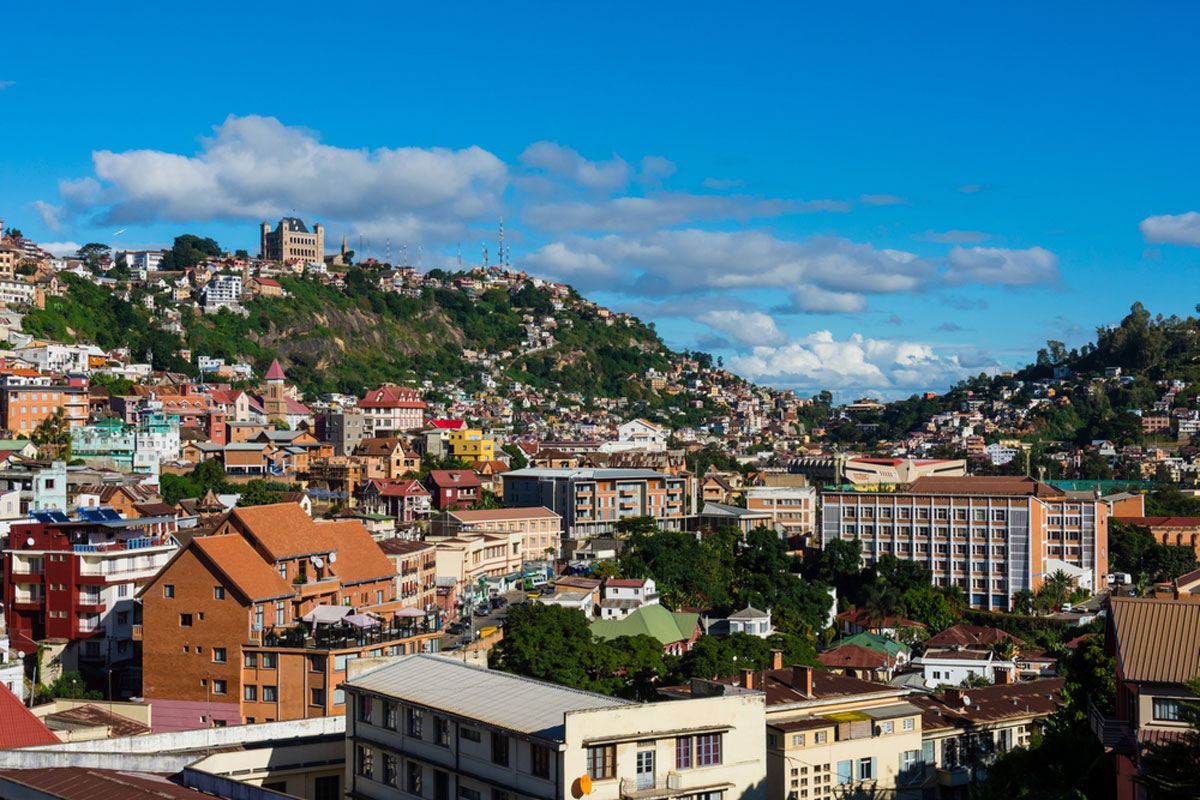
xmin=870 ymin=757 xmax=877 ymax=779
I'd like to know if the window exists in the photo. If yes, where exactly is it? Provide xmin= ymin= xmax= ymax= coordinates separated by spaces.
xmin=263 ymin=685 xmax=277 ymax=702
xmin=1153 ymin=698 xmax=1183 ymax=721
xmin=531 ymin=744 xmax=551 ymax=778
xmin=208 ymin=647 xmax=226 ymax=663
xmin=315 ymin=775 xmax=340 ymax=800
xmin=898 ymin=750 xmax=920 ymax=782
xmin=407 ymin=762 xmax=423 ymax=794
xmin=118 ymin=584 xmax=128 ymax=598
xmin=922 ymin=740 xmax=935 ymax=766
xmin=408 ymin=706 xmax=422 ymax=737
xmin=261 ymin=652 xmax=276 ymax=669
xmin=858 ymin=758 xmax=875 ymax=781
xmin=356 ymin=745 xmax=374 ymax=778
xmin=384 ymin=754 xmax=398 ymax=787
xmin=836 ymin=761 xmax=852 ymax=785
xmin=436 ymin=716 xmax=450 ymax=746
xmin=696 ymin=733 xmax=722 ymax=766
xmin=494 ymin=791 xmax=511 ymax=800
xmin=587 ymin=745 xmax=615 ymax=780
xmin=878 ymin=721 xmax=893 ymax=735
xmin=492 ymin=733 xmax=510 ymax=766
xmin=767 ymin=734 xmax=778 ymax=747
xmin=462 ymin=727 xmax=481 ymax=742
xmin=212 ymin=679 xmax=227 ymax=695
xmin=792 ymin=734 xmax=805 ymax=747
xmin=163 ymin=584 xmax=175 ymax=598
xmin=179 ymin=613 xmax=192 ymax=627
xmin=311 ymin=688 xmax=326 ymax=706
xmin=815 ymin=731 xmax=827 ymax=744
xmin=903 ymin=718 xmax=914 ymax=731
xmin=460 ymin=789 xmax=481 ymax=800
xmin=309 ymin=654 xmax=326 ymax=672
xmin=214 ymin=586 xmax=225 ymax=600
xmin=384 ymin=702 xmax=398 ymax=730
xmin=244 ymin=685 xmax=257 ymax=701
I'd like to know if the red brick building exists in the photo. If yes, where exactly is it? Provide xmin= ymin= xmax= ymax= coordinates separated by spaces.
xmin=424 ymin=470 xmax=482 ymax=510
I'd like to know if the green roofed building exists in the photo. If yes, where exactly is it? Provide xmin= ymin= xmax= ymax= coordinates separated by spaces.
xmin=833 ymin=631 xmax=912 ymax=666
xmin=590 ymin=603 xmax=700 ymax=656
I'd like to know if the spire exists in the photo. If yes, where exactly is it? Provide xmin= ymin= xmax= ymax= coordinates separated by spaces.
xmin=265 ymin=358 xmax=286 ymax=382
xmin=341 ymin=234 xmax=347 ymax=256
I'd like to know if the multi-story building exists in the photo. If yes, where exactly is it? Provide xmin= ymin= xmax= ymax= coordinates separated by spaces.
xmin=202 ymin=274 xmax=243 ymax=310
xmin=1094 ymin=597 xmax=1200 ymax=800
xmin=0 ymin=380 xmax=89 ymax=434
xmin=357 ymin=385 xmax=426 ymax=435
xmin=502 ymin=468 xmax=686 ymax=540
xmin=378 ymin=539 xmax=437 ymax=612
xmin=614 ymin=418 xmax=668 ymax=451
xmin=260 ymin=217 xmax=324 ymax=264
xmin=343 ymin=654 xmax=767 ymax=800
xmin=70 ymin=408 xmax=181 ymax=473
xmin=425 ymin=470 xmax=482 ymax=510
xmin=3 ymin=512 xmax=180 ymax=697
xmin=447 ymin=428 xmax=496 ymax=462
xmin=324 ymin=408 xmax=368 ymax=456
xmin=117 ymin=250 xmax=164 ymax=272
xmin=1111 ymin=514 xmax=1200 ymax=561
xmin=598 ymin=577 xmax=660 ymax=621
xmin=139 ymin=503 xmax=441 ymax=730
xmin=747 ymin=486 xmax=817 ymax=543
xmin=821 ymin=477 xmax=1109 ymax=611
xmin=358 ymin=478 xmax=432 ymax=522
xmin=429 ymin=507 xmax=562 ymax=562
xmin=0 ymin=277 xmax=42 ymax=308
xmin=354 ymin=437 xmax=420 ymax=480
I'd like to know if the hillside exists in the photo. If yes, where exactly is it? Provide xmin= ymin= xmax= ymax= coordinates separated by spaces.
xmin=18 ymin=270 xmax=718 ymax=410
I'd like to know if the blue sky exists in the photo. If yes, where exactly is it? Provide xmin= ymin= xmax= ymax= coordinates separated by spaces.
xmin=4 ymin=2 xmax=1200 ymax=399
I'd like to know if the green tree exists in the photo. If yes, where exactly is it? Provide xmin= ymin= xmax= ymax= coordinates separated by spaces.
xmin=901 ymin=585 xmax=959 ymax=632
xmin=75 ymin=242 xmax=111 ymax=269
xmin=44 ymin=670 xmax=101 ymax=700
xmin=501 ymin=443 xmax=528 ymax=470
xmin=162 ymin=234 xmax=221 ymax=270
xmin=492 ymin=604 xmax=594 ymax=688
xmin=29 ymin=409 xmax=71 ymax=459
xmin=237 ymin=480 xmax=281 ymax=507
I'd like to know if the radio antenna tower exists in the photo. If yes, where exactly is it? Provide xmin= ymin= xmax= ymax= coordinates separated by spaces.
xmin=417 ymin=244 xmax=422 ymax=268
xmin=506 ymin=243 xmax=511 ymax=268
xmin=482 ymin=243 xmax=489 ymax=269
xmin=498 ymin=217 xmax=504 ymax=269
xmin=457 ymin=242 xmax=462 ymax=269
xmin=386 ymin=237 xmax=391 ymax=264
xmin=402 ymin=244 xmax=407 ymax=266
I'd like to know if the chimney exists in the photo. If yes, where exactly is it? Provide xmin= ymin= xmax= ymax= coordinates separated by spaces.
xmin=943 ymin=688 xmax=967 ymax=708
xmin=792 ymin=666 xmax=814 ymax=696
xmin=740 ymin=669 xmax=755 ymax=690
xmin=770 ymin=649 xmax=783 ymax=671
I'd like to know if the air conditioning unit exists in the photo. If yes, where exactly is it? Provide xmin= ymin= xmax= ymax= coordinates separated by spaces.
xmin=667 ymin=773 xmax=682 ymax=790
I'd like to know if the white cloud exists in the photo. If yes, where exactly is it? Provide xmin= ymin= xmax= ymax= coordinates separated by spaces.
xmin=1140 ymin=211 xmax=1200 ymax=247
xmin=696 ymin=309 xmax=788 ymax=347
xmin=790 ymin=285 xmax=868 ymax=314
xmin=41 ymin=241 xmax=81 ymax=257
xmin=524 ymin=230 xmax=937 ymax=300
xmin=943 ymin=246 xmax=1059 ymax=286
xmin=637 ymin=156 xmax=676 ymax=185
xmin=47 ymin=115 xmax=508 ymax=243
xmin=860 ymin=194 xmax=908 ymax=206
xmin=523 ymin=193 xmax=791 ymax=233
xmin=728 ymin=330 xmax=977 ymax=392
xmin=33 ymin=200 xmax=66 ymax=231
xmin=518 ymin=141 xmax=629 ymax=191
xmin=703 ymin=178 xmax=744 ymax=189
xmin=913 ymin=229 xmax=990 ymax=243
xmin=797 ymin=199 xmax=852 ymax=213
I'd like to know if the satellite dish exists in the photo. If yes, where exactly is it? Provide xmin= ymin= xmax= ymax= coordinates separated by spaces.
xmin=312 ymin=556 xmax=324 ymax=568
xmin=962 ymin=694 xmax=971 ymax=706
xmin=329 ymin=553 xmax=337 ymax=563
xmin=25 ymin=538 xmax=34 ymax=547
xmin=579 ymin=775 xmax=593 ymax=796
xmin=15 ymin=651 xmax=24 ymax=660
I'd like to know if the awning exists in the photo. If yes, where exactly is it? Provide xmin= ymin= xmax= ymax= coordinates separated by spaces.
xmin=302 ymin=605 xmax=353 ymax=625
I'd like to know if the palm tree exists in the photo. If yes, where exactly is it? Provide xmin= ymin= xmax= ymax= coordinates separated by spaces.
xmin=862 ymin=584 xmax=903 ymax=630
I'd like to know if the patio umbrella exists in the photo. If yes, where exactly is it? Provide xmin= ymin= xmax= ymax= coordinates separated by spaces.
xmin=344 ymin=613 xmax=382 ymax=628
xmin=301 ymin=605 xmax=352 ymax=625
xmin=394 ymin=607 xmax=425 ymax=617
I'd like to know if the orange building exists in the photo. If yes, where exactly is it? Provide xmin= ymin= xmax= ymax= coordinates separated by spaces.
xmin=822 ymin=477 xmax=1108 ymax=611
xmin=139 ymin=503 xmax=439 ymax=731
xmin=378 ymin=539 xmax=437 ymax=611
xmin=1114 ymin=516 xmax=1200 ymax=561
xmin=0 ymin=383 xmax=89 ymax=434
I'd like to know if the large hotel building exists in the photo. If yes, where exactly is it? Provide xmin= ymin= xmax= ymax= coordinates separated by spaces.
xmin=821 ymin=477 xmax=1108 ymax=611
xmin=502 ymin=468 xmax=686 ymax=540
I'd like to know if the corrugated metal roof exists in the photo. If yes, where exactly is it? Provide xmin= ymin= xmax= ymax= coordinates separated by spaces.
xmin=348 ymin=654 xmax=630 ymax=740
xmin=1111 ymin=597 xmax=1200 ymax=684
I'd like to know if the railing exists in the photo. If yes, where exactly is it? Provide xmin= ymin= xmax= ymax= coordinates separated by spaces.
xmin=77 ymin=594 xmax=104 ymax=608
xmin=73 ymin=537 xmax=172 ymax=553
xmin=251 ymin=618 xmax=441 ymax=651
xmin=1088 ymin=701 xmax=1136 ymax=753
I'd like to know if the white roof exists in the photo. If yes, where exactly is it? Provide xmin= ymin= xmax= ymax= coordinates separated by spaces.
xmin=348 ymin=654 xmax=630 ymax=741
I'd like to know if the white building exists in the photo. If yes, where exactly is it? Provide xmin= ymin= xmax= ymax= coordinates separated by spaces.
xmin=202 ymin=274 xmax=243 ymax=310
xmin=344 ymin=654 xmax=767 ymax=800
xmin=608 ymin=418 xmax=668 ymax=452
xmin=984 ymin=443 xmax=1018 ymax=466
xmin=599 ymin=577 xmax=660 ymax=621
xmin=118 ymin=250 xmax=164 ymax=272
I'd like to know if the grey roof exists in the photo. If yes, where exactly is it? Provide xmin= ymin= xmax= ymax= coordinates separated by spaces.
xmin=727 ymin=605 xmax=768 ymax=619
xmin=347 ymin=654 xmax=630 ymax=740
xmin=701 ymin=502 xmax=771 ymax=519
xmin=281 ymin=217 xmax=309 ymax=233
xmin=504 ymin=467 xmax=670 ymax=480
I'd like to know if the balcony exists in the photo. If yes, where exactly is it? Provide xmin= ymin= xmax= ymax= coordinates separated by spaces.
xmin=936 ymin=767 xmax=972 ymax=788
xmin=77 ymin=594 xmax=105 ymax=610
xmin=250 ymin=617 xmax=442 ymax=652
xmin=1088 ymin=701 xmax=1136 ymax=753
xmin=619 ymin=773 xmax=715 ymax=800
xmin=72 ymin=536 xmax=174 ymax=554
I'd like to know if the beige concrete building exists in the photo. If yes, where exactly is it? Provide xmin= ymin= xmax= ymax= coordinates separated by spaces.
xmin=746 ymin=486 xmax=817 ymax=541
xmin=344 ymin=654 xmax=767 ymax=800
xmin=260 ymin=217 xmax=324 ymax=263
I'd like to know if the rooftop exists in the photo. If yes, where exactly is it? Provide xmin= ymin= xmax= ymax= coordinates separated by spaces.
xmin=901 ymin=476 xmax=1066 ymax=498
xmin=1110 ymin=597 xmax=1200 ymax=684
xmin=347 ymin=654 xmax=630 ymax=740
xmin=909 ymin=678 xmax=1065 ymax=732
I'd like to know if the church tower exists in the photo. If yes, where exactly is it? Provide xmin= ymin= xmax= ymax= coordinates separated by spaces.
xmin=264 ymin=358 xmax=288 ymax=423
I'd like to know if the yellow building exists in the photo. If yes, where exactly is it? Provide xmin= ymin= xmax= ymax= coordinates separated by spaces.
xmin=448 ymin=429 xmax=496 ymax=462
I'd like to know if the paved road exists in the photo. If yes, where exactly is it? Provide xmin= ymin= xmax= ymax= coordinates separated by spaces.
xmin=440 ymin=588 xmax=528 ymax=648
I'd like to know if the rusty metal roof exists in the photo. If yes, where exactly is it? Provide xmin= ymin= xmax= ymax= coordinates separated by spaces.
xmin=1110 ymin=597 xmax=1200 ymax=685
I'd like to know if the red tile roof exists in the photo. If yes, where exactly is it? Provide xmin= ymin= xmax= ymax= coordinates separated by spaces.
xmin=817 ymin=643 xmax=894 ymax=670
xmin=265 ymin=359 xmax=286 ymax=381
xmin=836 ymin=607 xmax=925 ymax=630
xmin=1114 ymin=516 xmax=1200 ymax=528
xmin=193 ymin=534 xmax=294 ymax=602
xmin=228 ymin=503 xmax=332 ymax=560
xmin=358 ymin=386 xmax=425 ymax=409
xmin=903 ymin=476 xmax=1065 ymax=498
xmin=0 ymin=685 xmax=59 ymax=748
xmin=427 ymin=470 xmax=481 ymax=488
xmin=313 ymin=519 xmax=396 ymax=586
xmin=924 ymin=624 xmax=1025 ymax=649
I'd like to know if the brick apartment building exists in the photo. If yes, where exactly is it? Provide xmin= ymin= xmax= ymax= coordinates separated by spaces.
xmin=378 ymin=539 xmax=437 ymax=611
xmin=501 ymin=468 xmax=686 ymax=540
xmin=821 ymin=477 xmax=1109 ymax=611
xmin=139 ymin=503 xmax=441 ymax=731
xmin=3 ymin=511 xmax=180 ymax=696
xmin=0 ymin=380 xmax=89 ymax=435
xmin=424 ymin=470 xmax=482 ymax=510
xmin=357 ymin=385 xmax=426 ymax=436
